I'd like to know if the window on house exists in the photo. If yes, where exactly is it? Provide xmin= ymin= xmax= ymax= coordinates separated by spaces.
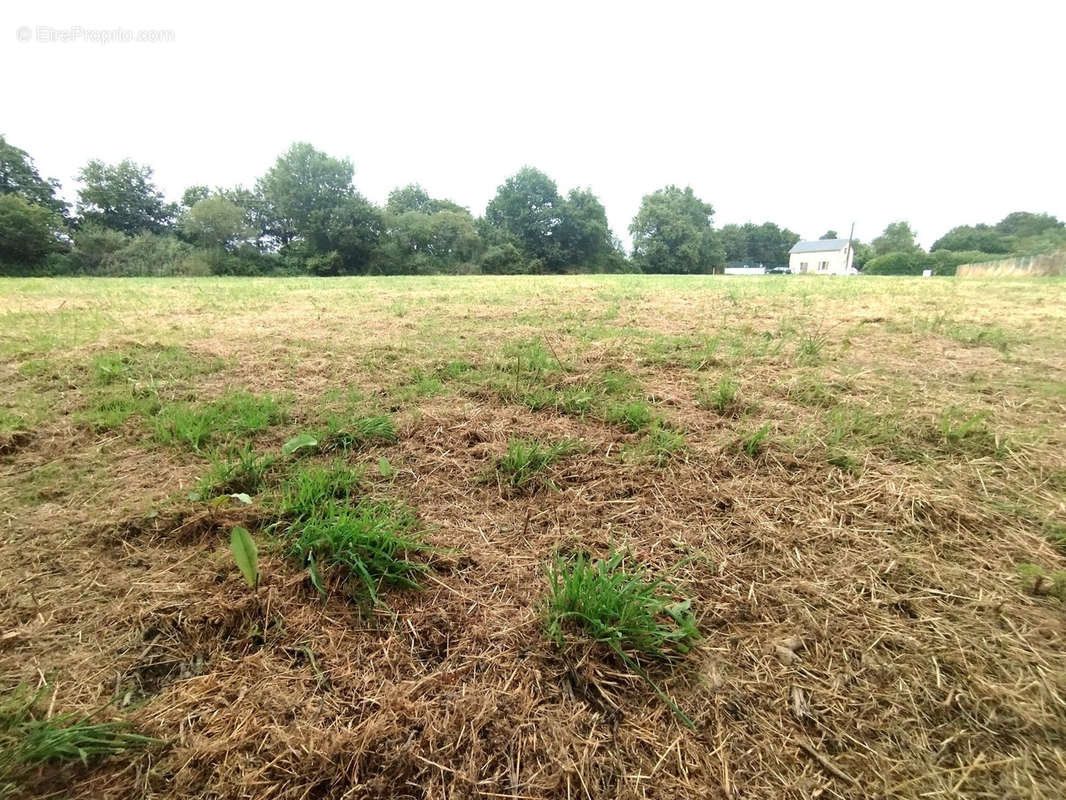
xmin=799 ymin=261 xmax=808 ymax=273
xmin=818 ymin=260 xmax=829 ymax=271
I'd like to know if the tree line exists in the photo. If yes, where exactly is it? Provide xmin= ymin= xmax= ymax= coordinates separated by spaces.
xmin=1 ymin=135 xmax=1063 ymax=277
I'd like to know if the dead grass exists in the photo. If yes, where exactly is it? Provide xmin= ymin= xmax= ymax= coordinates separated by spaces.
xmin=1 ymin=275 xmax=1065 ymax=799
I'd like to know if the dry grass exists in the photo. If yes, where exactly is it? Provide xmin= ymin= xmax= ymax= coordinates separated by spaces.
xmin=1 ymin=275 xmax=1065 ymax=799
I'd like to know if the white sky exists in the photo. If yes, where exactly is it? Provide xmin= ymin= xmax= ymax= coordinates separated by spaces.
xmin=3 ymin=0 xmax=1064 ymax=249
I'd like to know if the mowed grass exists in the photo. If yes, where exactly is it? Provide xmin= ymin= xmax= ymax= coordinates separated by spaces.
xmin=2 ymin=275 xmax=1066 ymax=798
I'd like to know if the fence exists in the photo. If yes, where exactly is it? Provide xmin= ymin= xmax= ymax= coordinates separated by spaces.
xmin=956 ymin=250 xmax=1066 ymax=277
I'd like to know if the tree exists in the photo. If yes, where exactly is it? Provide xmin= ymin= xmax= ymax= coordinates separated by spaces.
xmin=76 ymin=159 xmax=174 ymax=234
xmin=0 ymin=135 xmax=68 ymax=216
xmin=995 ymin=211 xmax=1064 ymax=239
xmin=257 ymin=142 xmax=355 ymax=246
xmin=178 ymin=196 xmax=252 ymax=251
xmin=180 ymin=185 xmax=211 ymax=210
xmin=712 ymin=221 xmax=797 ymax=266
xmin=555 ymin=187 xmax=623 ymax=271
xmin=872 ymin=221 xmax=920 ymax=255
xmin=930 ymin=224 xmax=1009 ymax=254
xmin=0 ymin=193 xmax=66 ymax=266
xmin=387 ymin=184 xmax=438 ymax=215
xmin=629 ymin=185 xmax=724 ymax=274
xmin=820 ymin=230 xmax=839 ymax=239
xmin=484 ymin=167 xmax=563 ymax=270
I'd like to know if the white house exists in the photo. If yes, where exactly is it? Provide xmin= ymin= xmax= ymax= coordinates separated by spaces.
xmin=788 ymin=239 xmax=854 ymax=275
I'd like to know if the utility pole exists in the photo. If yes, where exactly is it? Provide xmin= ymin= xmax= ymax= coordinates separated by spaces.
xmin=845 ymin=222 xmax=855 ymax=272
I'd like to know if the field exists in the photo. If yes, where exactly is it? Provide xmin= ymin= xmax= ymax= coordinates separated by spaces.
xmin=1 ymin=274 xmax=1065 ymax=799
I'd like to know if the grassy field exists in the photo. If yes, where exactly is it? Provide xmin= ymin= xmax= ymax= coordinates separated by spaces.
xmin=1 ymin=274 xmax=1065 ymax=799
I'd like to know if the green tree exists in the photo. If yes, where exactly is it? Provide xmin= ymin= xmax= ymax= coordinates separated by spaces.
xmin=930 ymin=224 xmax=1009 ymax=254
xmin=556 ymin=187 xmax=623 ymax=271
xmin=0 ymin=193 xmax=66 ymax=266
xmin=995 ymin=211 xmax=1064 ymax=239
xmin=76 ymin=159 xmax=174 ymax=234
xmin=820 ymin=230 xmax=839 ymax=239
xmin=872 ymin=221 xmax=920 ymax=255
xmin=629 ymin=186 xmax=724 ymax=274
xmin=257 ymin=142 xmax=355 ymax=246
xmin=178 ymin=196 xmax=252 ymax=251
xmin=484 ymin=167 xmax=563 ymax=269
xmin=0 ymin=135 xmax=68 ymax=216
xmin=180 ymin=185 xmax=211 ymax=210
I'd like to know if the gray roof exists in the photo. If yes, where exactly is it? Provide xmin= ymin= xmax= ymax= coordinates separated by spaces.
xmin=790 ymin=239 xmax=849 ymax=254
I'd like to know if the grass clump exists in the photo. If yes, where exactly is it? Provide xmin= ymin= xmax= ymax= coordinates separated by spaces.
xmin=0 ymin=688 xmax=156 ymax=793
xmin=605 ymin=400 xmax=654 ymax=432
xmin=1017 ymin=563 xmax=1066 ymax=601
xmin=625 ymin=421 xmax=686 ymax=466
xmin=544 ymin=550 xmax=700 ymax=727
xmin=153 ymin=390 xmax=286 ymax=452
xmin=696 ymin=377 xmax=739 ymax=415
xmin=280 ymin=462 xmax=362 ymax=519
xmin=496 ymin=438 xmax=582 ymax=492
xmin=738 ymin=422 xmax=772 ymax=457
xmin=289 ymin=500 xmax=433 ymax=605
xmin=197 ymin=445 xmax=276 ymax=497
xmin=322 ymin=414 xmax=397 ymax=451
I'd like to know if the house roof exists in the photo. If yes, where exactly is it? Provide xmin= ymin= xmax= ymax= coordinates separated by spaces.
xmin=790 ymin=239 xmax=850 ymax=254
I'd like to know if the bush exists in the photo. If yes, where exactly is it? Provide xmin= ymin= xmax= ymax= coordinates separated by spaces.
xmin=479 ymin=242 xmax=528 ymax=274
xmin=863 ymin=249 xmax=1000 ymax=276
xmin=0 ymin=194 xmax=67 ymax=268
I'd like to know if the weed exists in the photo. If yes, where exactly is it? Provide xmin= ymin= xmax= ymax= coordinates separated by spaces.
xmin=696 ymin=377 xmax=739 ymax=415
xmin=289 ymin=500 xmax=433 ymax=604
xmin=0 ymin=688 xmax=155 ymax=792
xmin=230 ymin=526 xmax=259 ymax=589
xmin=738 ymin=422 xmax=772 ymax=457
xmin=153 ymin=391 xmax=286 ymax=452
xmin=605 ymin=400 xmax=654 ymax=432
xmin=280 ymin=462 xmax=362 ymax=519
xmin=795 ymin=331 xmax=827 ymax=366
xmin=1017 ymin=563 xmax=1066 ymax=601
xmin=496 ymin=438 xmax=581 ymax=491
xmin=544 ymin=550 xmax=699 ymax=727
xmin=322 ymin=414 xmax=397 ymax=451
xmin=198 ymin=446 xmax=275 ymax=496
xmin=625 ymin=422 xmax=686 ymax=466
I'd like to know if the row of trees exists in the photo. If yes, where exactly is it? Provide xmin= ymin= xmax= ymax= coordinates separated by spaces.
xmin=862 ymin=214 xmax=1066 ymax=275
xmin=2 ymin=134 xmax=1063 ymax=277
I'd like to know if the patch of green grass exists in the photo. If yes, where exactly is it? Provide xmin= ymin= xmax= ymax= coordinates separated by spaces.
xmin=737 ymin=422 xmax=772 ymax=457
xmin=794 ymin=330 xmax=827 ymax=366
xmin=934 ymin=407 xmax=1008 ymax=458
xmin=496 ymin=438 xmax=582 ymax=492
xmin=152 ymin=391 xmax=286 ymax=452
xmin=321 ymin=414 xmax=397 ymax=451
xmin=396 ymin=369 xmax=444 ymax=401
xmin=280 ymin=462 xmax=362 ymax=519
xmin=545 ymin=551 xmax=699 ymax=661
xmin=81 ymin=383 xmax=162 ymax=432
xmin=1017 ymin=563 xmax=1066 ymax=601
xmin=503 ymin=338 xmax=560 ymax=374
xmin=787 ymin=375 xmax=839 ymax=408
xmin=197 ymin=445 xmax=276 ymax=497
xmin=289 ymin=500 xmax=434 ymax=605
xmin=0 ymin=687 xmax=156 ymax=793
xmin=554 ymin=387 xmax=596 ymax=416
xmin=597 ymin=369 xmax=640 ymax=397
xmin=625 ymin=422 xmax=686 ymax=466
xmin=696 ymin=377 xmax=739 ymax=415
xmin=605 ymin=400 xmax=654 ymax=432
xmin=544 ymin=550 xmax=700 ymax=727
xmin=948 ymin=323 xmax=1010 ymax=353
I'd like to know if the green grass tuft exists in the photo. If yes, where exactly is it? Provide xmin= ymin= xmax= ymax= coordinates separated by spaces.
xmin=497 ymin=438 xmax=581 ymax=491
xmin=605 ymin=400 xmax=654 ymax=432
xmin=280 ymin=462 xmax=362 ymax=519
xmin=197 ymin=445 xmax=276 ymax=497
xmin=289 ymin=500 xmax=433 ymax=604
xmin=322 ymin=414 xmax=397 ymax=451
xmin=738 ymin=422 xmax=772 ymax=457
xmin=153 ymin=391 xmax=286 ymax=452
xmin=696 ymin=377 xmax=739 ymax=415
xmin=0 ymin=688 xmax=156 ymax=792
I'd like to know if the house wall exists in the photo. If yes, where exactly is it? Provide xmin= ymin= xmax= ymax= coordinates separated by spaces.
xmin=788 ymin=247 xmax=853 ymax=275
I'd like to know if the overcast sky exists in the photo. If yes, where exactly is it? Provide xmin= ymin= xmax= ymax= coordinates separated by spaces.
xmin=3 ymin=0 xmax=1064 ymax=249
